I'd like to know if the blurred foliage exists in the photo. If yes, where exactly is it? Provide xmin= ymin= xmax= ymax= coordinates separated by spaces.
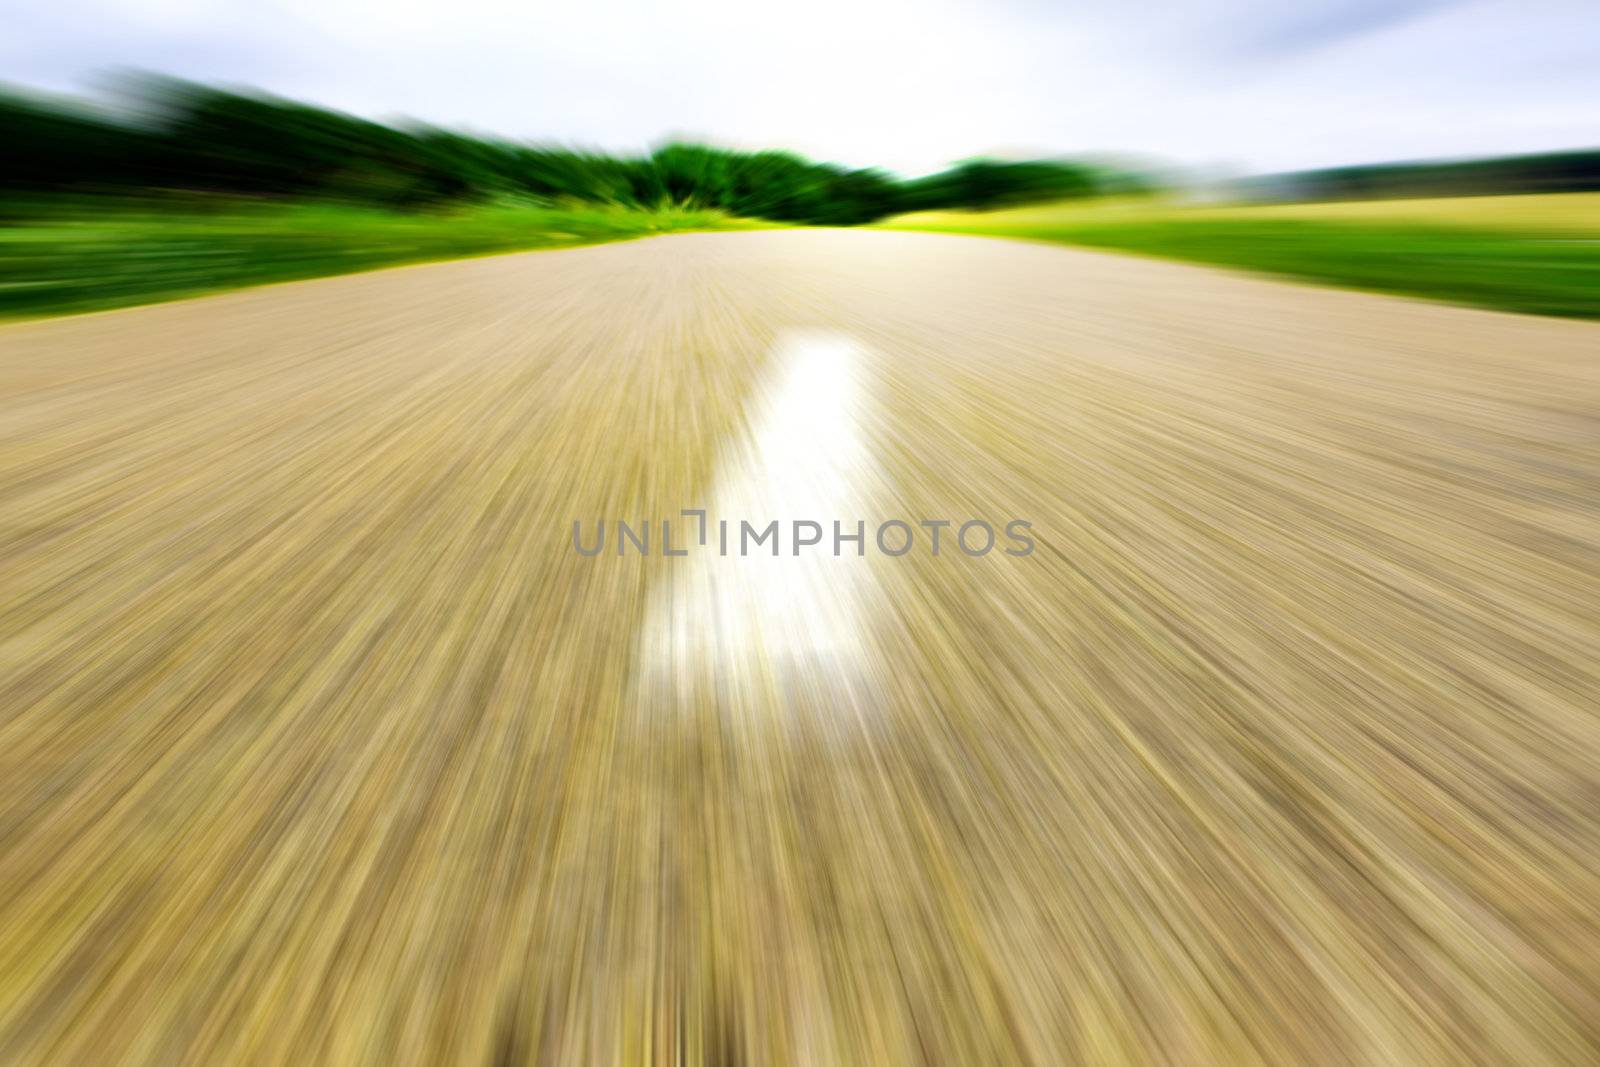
xmin=0 ymin=76 xmax=1150 ymax=316
xmin=0 ymin=77 xmax=1135 ymax=226
xmin=10 ymin=75 xmax=1593 ymax=320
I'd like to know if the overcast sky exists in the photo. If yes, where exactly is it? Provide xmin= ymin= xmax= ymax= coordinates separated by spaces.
xmin=4 ymin=0 xmax=1596 ymax=176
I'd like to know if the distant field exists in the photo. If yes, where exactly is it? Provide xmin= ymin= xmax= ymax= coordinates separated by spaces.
xmin=883 ymin=193 xmax=1600 ymax=318
xmin=0 ymin=200 xmax=762 ymax=318
xmin=6 ymin=193 xmax=1596 ymax=321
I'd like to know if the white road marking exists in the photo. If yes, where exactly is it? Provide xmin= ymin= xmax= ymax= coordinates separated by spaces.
xmin=637 ymin=330 xmax=881 ymax=712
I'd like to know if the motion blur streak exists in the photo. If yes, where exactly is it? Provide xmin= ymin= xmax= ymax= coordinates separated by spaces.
xmin=1 ymin=229 xmax=1599 ymax=1064
xmin=636 ymin=330 xmax=884 ymax=726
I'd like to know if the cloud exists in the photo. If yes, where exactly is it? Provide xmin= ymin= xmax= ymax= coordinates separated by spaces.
xmin=1231 ymin=0 xmax=1464 ymax=58
xmin=2 ymin=0 xmax=1595 ymax=174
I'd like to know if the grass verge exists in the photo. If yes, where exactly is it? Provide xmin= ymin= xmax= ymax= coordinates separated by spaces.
xmin=883 ymin=193 xmax=1600 ymax=319
xmin=0 ymin=199 xmax=763 ymax=319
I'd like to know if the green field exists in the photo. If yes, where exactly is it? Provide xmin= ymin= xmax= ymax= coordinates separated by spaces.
xmin=0 ymin=200 xmax=762 ymax=318
xmin=884 ymin=193 xmax=1600 ymax=319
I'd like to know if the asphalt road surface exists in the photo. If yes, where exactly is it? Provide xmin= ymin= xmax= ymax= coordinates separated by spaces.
xmin=2 ymin=230 xmax=1599 ymax=1065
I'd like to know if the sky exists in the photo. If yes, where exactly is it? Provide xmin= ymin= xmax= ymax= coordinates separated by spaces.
xmin=3 ymin=0 xmax=1597 ymax=176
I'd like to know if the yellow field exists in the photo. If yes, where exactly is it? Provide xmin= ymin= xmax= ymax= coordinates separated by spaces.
xmin=887 ymin=190 xmax=1600 ymax=234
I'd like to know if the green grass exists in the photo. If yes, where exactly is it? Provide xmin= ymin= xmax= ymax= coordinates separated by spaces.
xmin=0 ymin=199 xmax=762 ymax=319
xmin=885 ymin=194 xmax=1600 ymax=319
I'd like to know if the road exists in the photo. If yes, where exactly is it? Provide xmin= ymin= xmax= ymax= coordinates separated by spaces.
xmin=2 ymin=229 xmax=1598 ymax=1065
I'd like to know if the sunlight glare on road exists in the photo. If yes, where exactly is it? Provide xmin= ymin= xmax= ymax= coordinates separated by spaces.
xmin=637 ymin=330 xmax=883 ymax=719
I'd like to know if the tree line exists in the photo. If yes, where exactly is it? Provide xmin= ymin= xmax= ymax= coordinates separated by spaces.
xmin=1 ymin=77 xmax=1143 ymax=224
xmin=1236 ymin=149 xmax=1600 ymax=202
